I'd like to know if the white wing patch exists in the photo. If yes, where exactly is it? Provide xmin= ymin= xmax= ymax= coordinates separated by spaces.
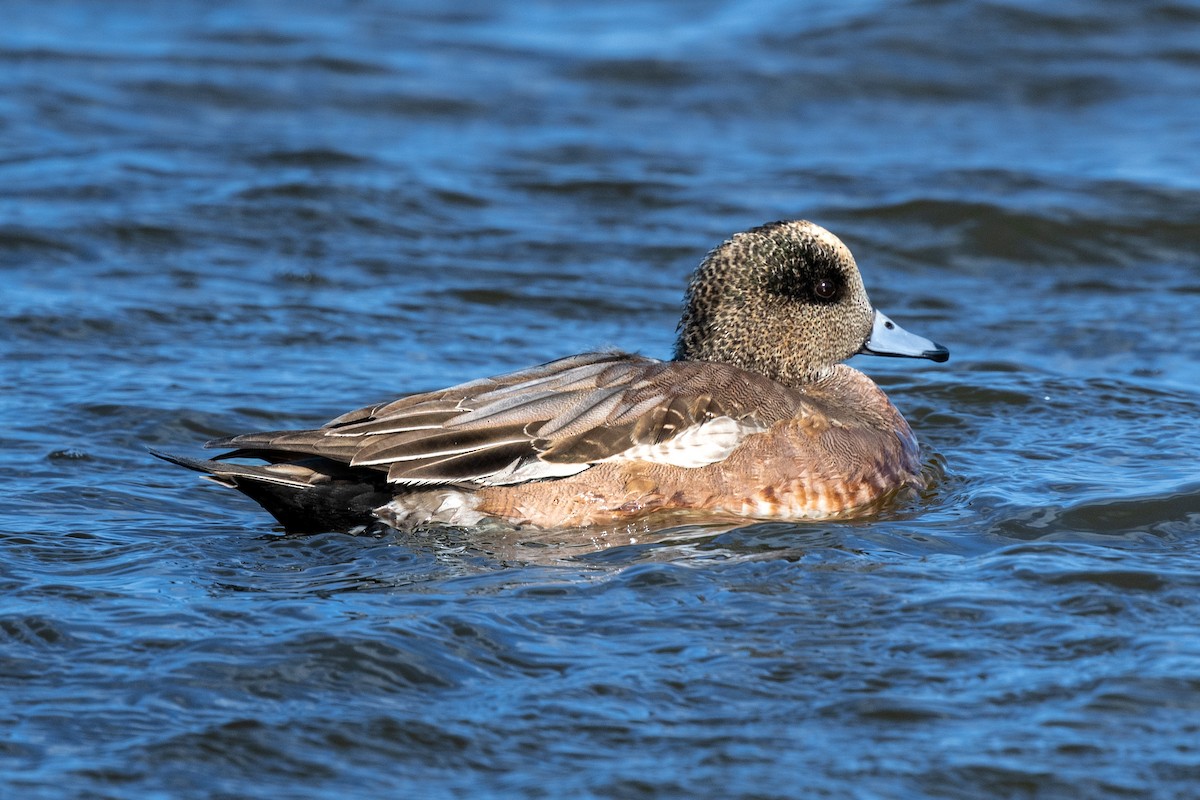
xmin=471 ymin=415 xmax=767 ymax=485
xmin=475 ymin=458 xmax=591 ymax=487
xmin=606 ymin=415 xmax=766 ymax=468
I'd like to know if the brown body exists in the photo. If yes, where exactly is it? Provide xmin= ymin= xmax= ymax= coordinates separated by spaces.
xmin=456 ymin=366 xmax=918 ymax=527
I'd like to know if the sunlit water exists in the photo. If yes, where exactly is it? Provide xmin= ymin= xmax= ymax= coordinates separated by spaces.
xmin=3 ymin=1 xmax=1200 ymax=797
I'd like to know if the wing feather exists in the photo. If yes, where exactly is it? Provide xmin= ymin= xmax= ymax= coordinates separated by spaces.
xmin=441 ymin=390 xmax=588 ymax=431
xmin=530 ymin=385 xmax=629 ymax=439
xmin=354 ymin=426 xmax=530 ymax=466
xmin=204 ymin=351 xmax=811 ymax=487
xmin=386 ymin=438 xmax=532 ymax=484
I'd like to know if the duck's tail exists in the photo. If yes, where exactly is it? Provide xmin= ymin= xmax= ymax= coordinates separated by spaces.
xmin=150 ymin=449 xmax=392 ymax=533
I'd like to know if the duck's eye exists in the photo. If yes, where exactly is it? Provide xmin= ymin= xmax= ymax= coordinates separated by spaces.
xmin=761 ymin=252 xmax=843 ymax=304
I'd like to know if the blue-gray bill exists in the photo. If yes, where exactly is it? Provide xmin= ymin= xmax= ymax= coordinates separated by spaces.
xmin=859 ymin=311 xmax=950 ymax=362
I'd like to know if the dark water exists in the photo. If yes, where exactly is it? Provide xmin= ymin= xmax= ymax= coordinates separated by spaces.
xmin=4 ymin=1 xmax=1200 ymax=797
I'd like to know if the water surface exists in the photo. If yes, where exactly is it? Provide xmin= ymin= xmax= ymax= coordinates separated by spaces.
xmin=3 ymin=1 xmax=1200 ymax=797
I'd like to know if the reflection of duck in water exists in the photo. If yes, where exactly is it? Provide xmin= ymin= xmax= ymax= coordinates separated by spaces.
xmin=155 ymin=220 xmax=948 ymax=533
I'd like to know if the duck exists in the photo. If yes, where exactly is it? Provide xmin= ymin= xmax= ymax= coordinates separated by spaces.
xmin=154 ymin=220 xmax=948 ymax=533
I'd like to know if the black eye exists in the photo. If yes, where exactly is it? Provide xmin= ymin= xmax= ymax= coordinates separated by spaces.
xmin=759 ymin=246 xmax=844 ymax=305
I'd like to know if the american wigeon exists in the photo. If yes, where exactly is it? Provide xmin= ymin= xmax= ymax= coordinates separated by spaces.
xmin=155 ymin=220 xmax=948 ymax=533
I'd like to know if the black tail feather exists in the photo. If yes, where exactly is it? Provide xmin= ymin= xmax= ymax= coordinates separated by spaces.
xmin=150 ymin=449 xmax=392 ymax=533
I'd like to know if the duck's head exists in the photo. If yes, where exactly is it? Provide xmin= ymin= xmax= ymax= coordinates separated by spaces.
xmin=673 ymin=220 xmax=948 ymax=385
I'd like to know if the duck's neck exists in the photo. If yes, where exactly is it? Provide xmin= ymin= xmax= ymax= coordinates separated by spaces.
xmin=673 ymin=333 xmax=833 ymax=388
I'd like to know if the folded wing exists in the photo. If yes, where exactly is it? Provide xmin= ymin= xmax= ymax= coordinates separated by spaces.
xmin=209 ymin=351 xmax=810 ymax=486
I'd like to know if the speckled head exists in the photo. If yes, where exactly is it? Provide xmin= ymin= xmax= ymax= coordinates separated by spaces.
xmin=673 ymin=220 xmax=947 ymax=385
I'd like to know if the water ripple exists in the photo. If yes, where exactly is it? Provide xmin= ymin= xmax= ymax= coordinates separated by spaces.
xmin=4 ymin=0 xmax=1200 ymax=797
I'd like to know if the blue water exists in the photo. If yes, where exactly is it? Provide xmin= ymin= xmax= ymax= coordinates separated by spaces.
xmin=4 ymin=1 xmax=1200 ymax=797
